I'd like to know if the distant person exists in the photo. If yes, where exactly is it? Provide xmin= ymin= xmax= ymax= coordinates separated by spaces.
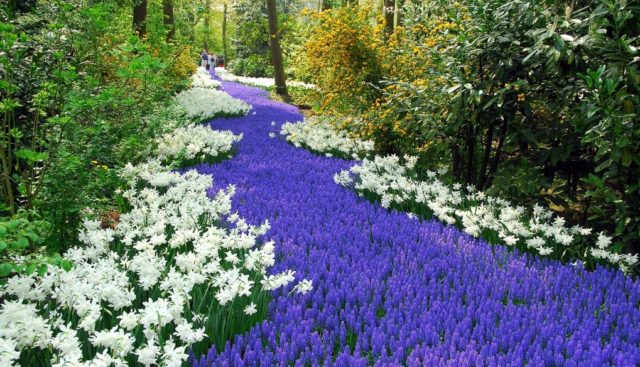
xmin=201 ymin=50 xmax=209 ymax=68
xmin=211 ymin=53 xmax=218 ymax=68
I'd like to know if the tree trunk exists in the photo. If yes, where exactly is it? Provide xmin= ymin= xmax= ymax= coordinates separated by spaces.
xmin=223 ymin=2 xmax=228 ymax=63
xmin=485 ymin=117 xmax=509 ymax=188
xmin=384 ymin=0 xmax=394 ymax=34
xmin=266 ymin=0 xmax=289 ymax=98
xmin=204 ymin=0 xmax=211 ymax=50
xmin=396 ymin=0 xmax=404 ymax=27
xmin=186 ymin=8 xmax=195 ymax=43
xmin=133 ymin=0 xmax=147 ymax=39
xmin=163 ymin=0 xmax=175 ymax=42
xmin=464 ymin=121 xmax=476 ymax=186
xmin=477 ymin=120 xmax=494 ymax=189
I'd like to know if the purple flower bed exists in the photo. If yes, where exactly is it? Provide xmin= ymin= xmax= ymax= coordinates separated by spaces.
xmin=192 ymin=73 xmax=640 ymax=366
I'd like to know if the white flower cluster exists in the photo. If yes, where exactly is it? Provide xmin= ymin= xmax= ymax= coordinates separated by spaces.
xmin=335 ymin=155 xmax=639 ymax=273
xmin=156 ymin=124 xmax=242 ymax=167
xmin=174 ymin=87 xmax=251 ymax=121
xmin=215 ymin=67 xmax=316 ymax=89
xmin=1 ymin=140 xmax=310 ymax=365
xmin=191 ymin=67 xmax=222 ymax=89
xmin=280 ymin=116 xmax=375 ymax=159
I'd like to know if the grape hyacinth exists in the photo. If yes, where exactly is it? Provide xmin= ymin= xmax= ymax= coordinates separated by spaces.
xmin=191 ymin=71 xmax=640 ymax=366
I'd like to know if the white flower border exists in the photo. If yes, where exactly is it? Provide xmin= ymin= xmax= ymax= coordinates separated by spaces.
xmin=215 ymin=67 xmax=315 ymax=89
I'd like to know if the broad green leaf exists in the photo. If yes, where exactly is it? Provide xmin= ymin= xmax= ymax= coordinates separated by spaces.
xmin=0 ymin=263 xmax=13 ymax=277
xmin=14 ymin=237 xmax=29 ymax=250
xmin=37 ymin=264 xmax=48 ymax=276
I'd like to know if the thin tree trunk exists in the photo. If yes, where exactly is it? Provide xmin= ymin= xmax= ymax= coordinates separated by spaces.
xmin=478 ymin=121 xmax=494 ymax=189
xmin=204 ymin=0 xmax=211 ymax=50
xmin=223 ymin=2 xmax=228 ymax=63
xmin=384 ymin=0 xmax=394 ymax=34
xmin=485 ymin=117 xmax=509 ymax=188
xmin=187 ymin=8 xmax=195 ymax=43
xmin=464 ymin=121 xmax=475 ymax=186
xmin=163 ymin=0 xmax=175 ymax=42
xmin=396 ymin=0 xmax=404 ymax=27
xmin=133 ymin=0 xmax=148 ymax=39
xmin=266 ymin=0 xmax=289 ymax=98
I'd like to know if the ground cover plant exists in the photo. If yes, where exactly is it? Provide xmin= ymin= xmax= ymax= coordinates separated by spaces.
xmin=191 ymin=74 xmax=640 ymax=367
xmin=156 ymin=125 xmax=242 ymax=168
xmin=174 ymin=88 xmax=251 ymax=122
xmin=280 ymin=116 xmax=374 ymax=159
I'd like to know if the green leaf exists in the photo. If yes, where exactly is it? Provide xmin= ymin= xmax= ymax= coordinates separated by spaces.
xmin=37 ymin=264 xmax=48 ymax=276
xmin=25 ymin=263 xmax=37 ymax=275
xmin=14 ymin=237 xmax=29 ymax=250
xmin=0 ymin=263 xmax=13 ymax=277
xmin=61 ymin=260 xmax=73 ymax=271
xmin=0 ymin=241 xmax=7 ymax=251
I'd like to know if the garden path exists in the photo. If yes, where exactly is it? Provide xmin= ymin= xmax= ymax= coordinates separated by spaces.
xmin=192 ymin=73 xmax=640 ymax=366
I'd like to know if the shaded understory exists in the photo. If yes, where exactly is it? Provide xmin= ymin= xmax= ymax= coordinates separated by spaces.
xmin=191 ymin=74 xmax=640 ymax=367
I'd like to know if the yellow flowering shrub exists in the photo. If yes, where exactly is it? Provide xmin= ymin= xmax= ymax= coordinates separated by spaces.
xmin=305 ymin=6 xmax=387 ymax=114
xmin=302 ymin=2 xmax=472 ymax=158
xmin=355 ymin=3 xmax=472 ymax=157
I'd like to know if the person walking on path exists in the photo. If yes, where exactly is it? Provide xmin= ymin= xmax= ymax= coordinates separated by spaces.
xmin=201 ymin=50 xmax=209 ymax=68
xmin=210 ymin=53 xmax=218 ymax=68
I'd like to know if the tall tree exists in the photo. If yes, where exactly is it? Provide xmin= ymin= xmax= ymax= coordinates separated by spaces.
xmin=395 ymin=0 xmax=404 ymax=27
xmin=266 ymin=0 xmax=288 ymax=98
xmin=204 ymin=0 xmax=211 ymax=50
xmin=163 ymin=0 xmax=175 ymax=42
xmin=133 ymin=0 xmax=148 ymax=38
xmin=222 ymin=2 xmax=228 ymax=63
xmin=384 ymin=0 xmax=394 ymax=34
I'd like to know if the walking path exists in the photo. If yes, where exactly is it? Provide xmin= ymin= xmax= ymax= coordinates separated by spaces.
xmin=192 ymin=73 xmax=640 ymax=366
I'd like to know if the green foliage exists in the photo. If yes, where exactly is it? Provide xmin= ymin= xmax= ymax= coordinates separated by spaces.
xmin=228 ymin=54 xmax=274 ymax=77
xmin=0 ymin=209 xmax=72 ymax=278
xmin=577 ymin=65 xmax=639 ymax=249
xmin=230 ymin=0 xmax=272 ymax=76
xmin=0 ymin=1 xmax=195 ymax=260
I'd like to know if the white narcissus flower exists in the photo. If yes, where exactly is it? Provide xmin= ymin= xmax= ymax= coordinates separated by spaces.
xmin=215 ymin=67 xmax=315 ymax=89
xmin=162 ymin=339 xmax=189 ymax=367
xmin=156 ymin=124 xmax=242 ymax=166
xmin=118 ymin=311 xmax=139 ymax=331
xmin=191 ymin=67 xmax=221 ymax=89
xmin=136 ymin=340 xmax=160 ymax=367
xmin=596 ymin=232 xmax=612 ymax=249
xmin=51 ymin=324 xmax=82 ymax=362
xmin=174 ymin=321 xmax=206 ymax=344
xmin=0 ymin=337 xmax=20 ymax=366
xmin=0 ymin=301 xmax=52 ymax=349
xmin=244 ymin=302 xmax=258 ymax=316
xmin=280 ymin=116 xmax=374 ymax=159
xmin=293 ymin=279 xmax=313 ymax=295
xmin=332 ymin=154 xmax=636 ymax=272
xmin=174 ymin=87 xmax=250 ymax=121
xmin=90 ymin=327 xmax=134 ymax=357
